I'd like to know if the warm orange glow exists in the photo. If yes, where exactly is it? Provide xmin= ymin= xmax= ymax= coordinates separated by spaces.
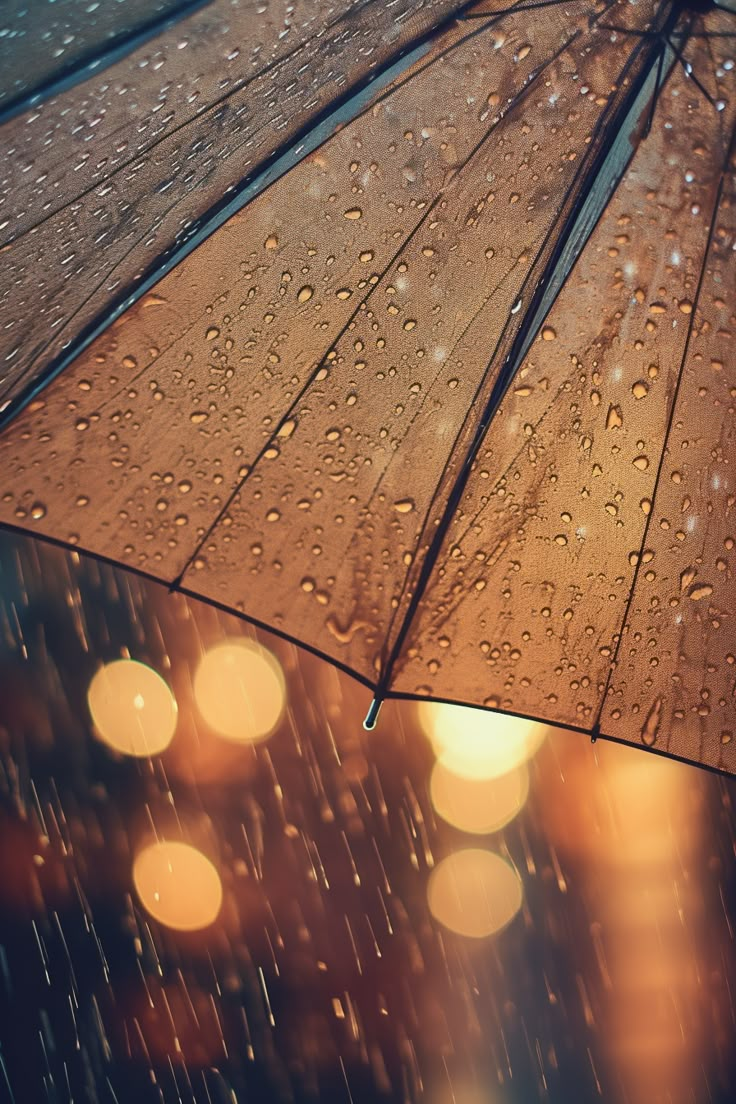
xmin=193 ymin=639 xmax=286 ymax=743
xmin=430 ymin=761 xmax=529 ymax=834
xmin=427 ymin=849 xmax=523 ymax=938
xmin=133 ymin=841 xmax=223 ymax=931
xmin=426 ymin=1084 xmax=493 ymax=1104
xmin=418 ymin=703 xmax=546 ymax=779
xmin=87 ymin=659 xmax=177 ymax=757
xmin=540 ymin=734 xmax=707 ymax=1102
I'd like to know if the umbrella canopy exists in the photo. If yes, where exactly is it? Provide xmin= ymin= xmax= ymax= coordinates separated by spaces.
xmin=0 ymin=0 xmax=734 ymax=773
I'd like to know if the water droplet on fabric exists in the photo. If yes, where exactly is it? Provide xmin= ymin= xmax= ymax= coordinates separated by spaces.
xmin=606 ymin=404 xmax=623 ymax=429
xmin=641 ymin=696 xmax=662 ymax=746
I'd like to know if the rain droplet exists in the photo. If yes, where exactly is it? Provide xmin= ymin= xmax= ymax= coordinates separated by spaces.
xmin=680 ymin=566 xmax=697 ymax=592
xmin=344 ymin=208 xmax=362 ymax=220
xmin=206 ymin=327 xmax=220 ymax=341
xmin=277 ymin=418 xmax=297 ymax=438
xmin=297 ymin=286 xmax=313 ymax=303
xmin=542 ymin=327 xmax=556 ymax=341
xmin=394 ymin=499 xmax=415 ymax=514
xmin=606 ymin=404 xmax=623 ymax=429
xmin=688 ymin=583 xmax=713 ymax=601
xmin=31 ymin=502 xmax=47 ymax=520
xmin=641 ymin=696 xmax=662 ymax=746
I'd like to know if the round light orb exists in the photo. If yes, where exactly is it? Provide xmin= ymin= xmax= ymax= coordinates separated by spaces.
xmin=418 ymin=702 xmax=546 ymax=779
xmin=430 ymin=761 xmax=529 ymax=834
xmin=133 ymin=841 xmax=223 ymax=931
xmin=87 ymin=659 xmax=177 ymax=757
xmin=194 ymin=639 xmax=285 ymax=743
xmin=427 ymin=849 xmax=523 ymax=938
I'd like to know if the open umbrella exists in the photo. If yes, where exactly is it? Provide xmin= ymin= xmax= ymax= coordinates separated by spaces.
xmin=0 ymin=0 xmax=734 ymax=773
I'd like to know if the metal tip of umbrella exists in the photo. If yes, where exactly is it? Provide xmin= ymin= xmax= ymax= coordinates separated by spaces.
xmin=363 ymin=696 xmax=384 ymax=731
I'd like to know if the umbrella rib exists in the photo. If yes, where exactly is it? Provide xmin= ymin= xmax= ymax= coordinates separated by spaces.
xmin=591 ymin=122 xmax=736 ymax=738
xmin=364 ymin=4 xmax=676 ymax=727
xmin=167 ymin=31 xmax=582 ymax=590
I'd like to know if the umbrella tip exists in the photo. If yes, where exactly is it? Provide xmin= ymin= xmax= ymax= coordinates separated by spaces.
xmin=363 ymin=696 xmax=383 ymax=731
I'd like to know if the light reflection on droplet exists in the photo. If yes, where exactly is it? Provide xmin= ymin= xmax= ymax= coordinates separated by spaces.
xmin=418 ymin=703 xmax=546 ymax=779
xmin=194 ymin=639 xmax=285 ymax=743
xmin=87 ymin=659 xmax=177 ymax=757
xmin=427 ymin=849 xmax=522 ymax=938
xmin=430 ymin=761 xmax=529 ymax=834
xmin=133 ymin=841 xmax=222 ymax=931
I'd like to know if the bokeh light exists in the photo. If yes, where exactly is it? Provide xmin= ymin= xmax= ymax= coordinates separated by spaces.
xmin=132 ymin=841 xmax=223 ymax=931
xmin=430 ymin=761 xmax=529 ymax=834
xmin=418 ymin=703 xmax=546 ymax=779
xmin=427 ymin=849 xmax=523 ymax=938
xmin=87 ymin=659 xmax=178 ymax=757
xmin=194 ymin=639 xmax=286 ymax=743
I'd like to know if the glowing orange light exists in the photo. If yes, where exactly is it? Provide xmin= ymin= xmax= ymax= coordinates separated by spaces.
xmin=194 ymin=639 xmax=285 ymax=743
xmin=133 ymin=841 xmax=222 ymax=931
xmin=426 ymin=1084 xmax=494 ymax=1104
xmin=427 ymin=849 xmax=523 ymax=938
xmin=430 ymin=761 xmax=529 ymax=834
xmin=87 ymin=659 xmax=177 ymax=757
xmin=418 ymin=702 xmax=546 ymax=779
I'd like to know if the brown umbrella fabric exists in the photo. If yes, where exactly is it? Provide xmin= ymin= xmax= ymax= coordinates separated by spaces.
xmin=0 ymin=0 xmax=734 ymax=772
xmin=0 ymin=0 xmax=469 ymax=408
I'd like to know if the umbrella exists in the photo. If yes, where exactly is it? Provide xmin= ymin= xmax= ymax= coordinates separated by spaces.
xmin=0 ymin=0 xmax=734 ymax=773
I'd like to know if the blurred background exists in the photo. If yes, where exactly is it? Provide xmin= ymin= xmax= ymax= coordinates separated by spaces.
xmin=0 ymin=529 xmax=734 ymax=1104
